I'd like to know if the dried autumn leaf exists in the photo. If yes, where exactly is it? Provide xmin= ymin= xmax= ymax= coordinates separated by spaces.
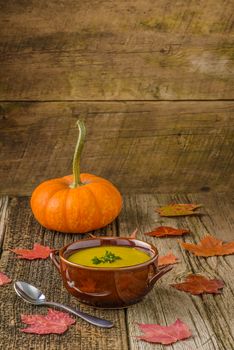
xmin=171 ymin=274 xmax=224 ymax=295
xmin=137 ymin=319 xmax=192 ymax=345
xmin=158 ymin=252 xmax=179 ymax=266
xmin=130 ymin=228 xmax=138 ymax=239
xmin=145 ymin=226 xmax=189 ymax=237
xmin=0 ymin=272 xmax=12 ymax=286
xmin=11 ymin=243 xmax=53 ymax=260
xmin=181 ymin=235 xmax=234 ymax=257
xmin=20 ymin=308 xmax=75 ymax=334
xmin=156 ymin=203 xmax=202 ymax=217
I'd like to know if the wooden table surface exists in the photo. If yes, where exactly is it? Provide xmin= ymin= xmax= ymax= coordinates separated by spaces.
xmin=0 ymin=0 xmax=234 ymax=349
xmin=0 ymin=194 xmax=234 ymax=350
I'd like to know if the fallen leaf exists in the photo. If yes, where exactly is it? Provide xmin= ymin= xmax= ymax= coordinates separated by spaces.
xmin=88 ymin=233 xmax=96 ymax=238
xmin=181 ymin=235 xmax=234 ymax=257
xmin=171 ymin=274 xmax=224 ymax=295
xmin=158 ymin=252 xmax=179 ymax=266
xmin=11 ymin=243 xmax=53 ymax=260
xmin=130 ymin=228 xmax=138 ymax=239
xmin=20 ymin=308 xmax=75 ymax=334
xmin=137 ymin=319 xmax=192 ymax=344
xmin=156 ymin=204 xmax=202 ymax=217
xmin=0 ymin=272 xmax=12 ymax=286
xmin=145 ymin=226 xmax=190 ymax=237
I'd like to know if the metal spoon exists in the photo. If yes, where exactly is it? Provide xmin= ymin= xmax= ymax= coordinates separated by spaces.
xmin=14 ymin=281 xmax=113 ymax=328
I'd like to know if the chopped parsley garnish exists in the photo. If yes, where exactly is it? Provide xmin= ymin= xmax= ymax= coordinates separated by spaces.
xmin=92 ymin=250 xmax=122 ymax=265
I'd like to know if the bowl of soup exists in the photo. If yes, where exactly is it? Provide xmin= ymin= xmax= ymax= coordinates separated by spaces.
xmin=50 ymin=237 xmax=173 ymax=308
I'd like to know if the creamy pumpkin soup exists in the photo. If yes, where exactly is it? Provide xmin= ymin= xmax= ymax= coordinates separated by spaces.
xmin=67 ymin=246 xmax=151 ymax=267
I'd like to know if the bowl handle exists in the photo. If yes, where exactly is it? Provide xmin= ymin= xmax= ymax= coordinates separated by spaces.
xmin=148 ymin=263 xmax=173 ymax=288
xmin=50 ymin=250 xmax=61 ymax=272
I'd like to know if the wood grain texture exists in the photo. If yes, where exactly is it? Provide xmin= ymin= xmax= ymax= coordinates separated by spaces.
xmin=118 ymin=193 xmax=234 ymax=350
xmin=1 ymin=101 xmax=234 ymax=195
xmin=0 ymin=196 xmax=9 ymax=254
xmin=0 ymin=0 xmax=233 ymax=100
xmin=0 ymin=194 xmax=233 ymax=349
xmin=0 ymin=197 xmax=128 ymax=350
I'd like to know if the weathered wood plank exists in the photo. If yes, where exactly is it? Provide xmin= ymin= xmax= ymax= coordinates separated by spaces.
xmin=0 ymin=0 xmax=233 ymax=100
xmin=1 ymin=101 xmax=234 ymax=195
xmin=0 ymin=197 xmax=128 ymax=350
xmin=0 ymin=196 xmax=9 ymax=254
xmin=0 ymin=194 xmax=233 ymax=349
xmin=118 ymin=193 xmax=234 ymax=350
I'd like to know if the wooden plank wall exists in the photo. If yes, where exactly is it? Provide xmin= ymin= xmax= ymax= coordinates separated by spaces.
xmin=0 ymin=101 xmax=234 ymax=195
xmin=0 ymin=0 xmax=233 ymax=100
xmin=0 ymin=0 xmax=234 ymax=194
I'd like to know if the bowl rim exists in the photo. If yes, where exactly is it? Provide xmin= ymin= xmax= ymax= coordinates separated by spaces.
xmin=59 ymin=237 xmax=158 ymax=271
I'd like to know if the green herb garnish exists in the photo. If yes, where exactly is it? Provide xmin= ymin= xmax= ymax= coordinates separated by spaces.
xmin=92 ymin=250 xmax=122 ymax=265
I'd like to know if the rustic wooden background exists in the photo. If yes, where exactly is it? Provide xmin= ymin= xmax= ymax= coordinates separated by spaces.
xmin=0 ymin=1 xmax=234 ymax=350
xmin=0 ymin=0 xmax=233 ymax=195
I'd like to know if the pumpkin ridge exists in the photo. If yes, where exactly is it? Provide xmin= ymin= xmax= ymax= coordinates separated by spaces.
xmin=44 ymin=188 xmax=68 ymax=230
xmin=31 ymin=184 xmax=66 ymax=228
xmin=95 ymin=181 xmax=122 ymax=217
xmin=84 ymin=185 xmax=103 ymax=229
xmin=63 ymin=188 xmax=71 ymax=233
xmin=87 ymin=181 xmax=122 ymax=225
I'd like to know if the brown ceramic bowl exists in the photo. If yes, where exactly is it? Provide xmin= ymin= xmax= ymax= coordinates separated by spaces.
xmin=50 ymin=237 xmax=173 ymax=308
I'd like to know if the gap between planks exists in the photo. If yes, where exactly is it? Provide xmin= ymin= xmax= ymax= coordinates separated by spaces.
xmin=1 ymin=99 xmax=234 ymax=103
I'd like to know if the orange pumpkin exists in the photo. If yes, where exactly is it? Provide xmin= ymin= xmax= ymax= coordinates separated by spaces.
xmin=31 ymin=120 xmax=122 ymax=233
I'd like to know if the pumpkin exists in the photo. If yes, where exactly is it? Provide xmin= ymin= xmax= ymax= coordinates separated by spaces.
xmin=31 ymin=120 xmax=122 ymax=233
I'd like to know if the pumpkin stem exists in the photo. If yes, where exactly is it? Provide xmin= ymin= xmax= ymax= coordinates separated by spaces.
xmin=70 ymin=119 xmax=86 ymax=188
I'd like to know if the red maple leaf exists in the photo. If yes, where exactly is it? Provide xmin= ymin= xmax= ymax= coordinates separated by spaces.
xmin=20 ymin=308 xmax=75 ymax=334
xmin=156 ymin=203 xmax=202 ymax=217
xmin=145 ymin=226 xmax=190 ymax=238
xmin=0 ymin=272 xmax=12 ymax=286
xmin=158 ymin=252 xmax=179 ymax=266
xmin=181 ymin=235 xmax=234 ymax=257
xmin=171 ymin=274 xmax=224 ymax=295
xmin=137 ymin=319 xmax=192 ymax=344
xmin=11 ymin=243 xmax=53 ymax=260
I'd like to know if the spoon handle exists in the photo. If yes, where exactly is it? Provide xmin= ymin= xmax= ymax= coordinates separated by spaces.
xmin=44 ymin=301 xmax=113 ymax=328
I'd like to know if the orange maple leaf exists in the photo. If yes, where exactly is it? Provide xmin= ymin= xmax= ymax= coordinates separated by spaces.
xmin=158 ymin=252 xmax=179 ymax=266
xmin=156 ymin=204 xmax=202 ymax=217
xmin=145 ymin=226 xmax=190 ymax=237
xmin=171 ymin=274 xmax=224 ymax=295
xmin=181 ymin=235 xmax=234 ymax=257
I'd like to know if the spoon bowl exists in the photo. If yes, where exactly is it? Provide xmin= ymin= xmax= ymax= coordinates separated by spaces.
xmin=14 ymin=281 xmax=113 ymax=328
xmin=14 ymin=281 xmax=45 ymax=304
